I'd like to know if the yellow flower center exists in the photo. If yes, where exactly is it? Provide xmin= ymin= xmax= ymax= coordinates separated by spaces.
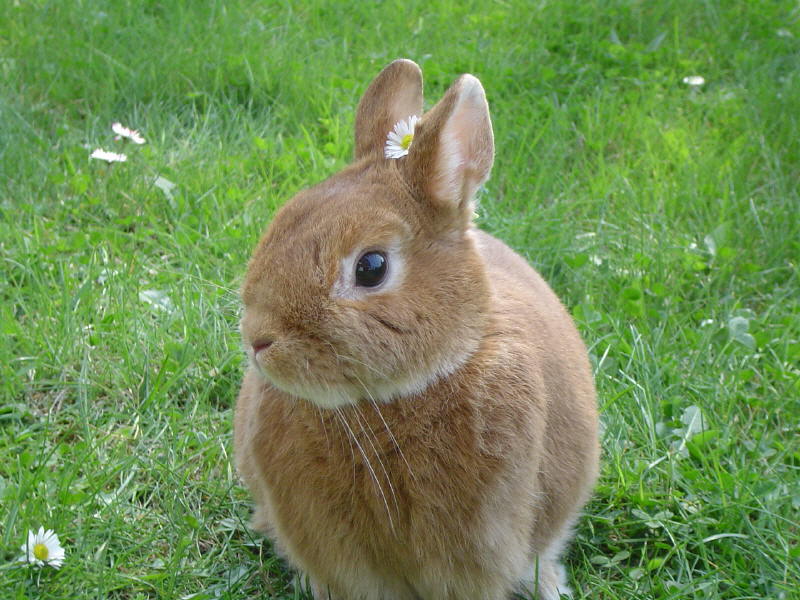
xmin=400 ymin=133 xmax=414 ymax=150
xmin=33 ymin=543 xmax=49 ymax=560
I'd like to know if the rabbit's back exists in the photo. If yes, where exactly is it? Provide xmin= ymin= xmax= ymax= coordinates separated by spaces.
xmin=473 ymin=228 xmax=600 ymax=550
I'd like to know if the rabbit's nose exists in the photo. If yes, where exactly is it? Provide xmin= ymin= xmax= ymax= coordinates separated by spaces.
xmin=252 ymin=339 xmax=274 ymax=355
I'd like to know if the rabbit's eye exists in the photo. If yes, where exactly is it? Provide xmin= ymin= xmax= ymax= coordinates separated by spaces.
xmin=355 ymin=251 xmax=387 ymax=287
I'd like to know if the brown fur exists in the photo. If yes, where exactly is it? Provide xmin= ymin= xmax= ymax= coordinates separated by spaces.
xmin=235 ymin=59 xmax=600 ymax=600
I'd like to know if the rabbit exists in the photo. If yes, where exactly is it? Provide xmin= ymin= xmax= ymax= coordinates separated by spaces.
xmin=234 ymin=59 xmax=600 ymax=600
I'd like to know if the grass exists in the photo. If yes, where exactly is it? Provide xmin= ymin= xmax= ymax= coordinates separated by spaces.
xmin=1 ymin=0 xmax=798 ymax=598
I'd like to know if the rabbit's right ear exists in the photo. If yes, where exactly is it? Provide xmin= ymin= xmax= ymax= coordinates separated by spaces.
xmin=400 ymin=74 xmax=494 ymax=230
xmin=354 ymin=59 xmax=423 ymax=160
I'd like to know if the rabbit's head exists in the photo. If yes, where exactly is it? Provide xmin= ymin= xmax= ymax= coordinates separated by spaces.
xmin=241 ymin=59 xmax=495 ymax=408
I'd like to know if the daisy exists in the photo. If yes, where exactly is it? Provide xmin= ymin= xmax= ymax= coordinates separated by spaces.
xmin=385 ymin=115 xmax=419 ymax=159
xmin=90 ymin=148 xmax=128 ymax=163
xmin=682 ymin=75 xmax=705 ymax=87
xmin=112 ymin=122 xmax=146 ymax=144
xmin=19 ymin=527 xmax=65 ymax=568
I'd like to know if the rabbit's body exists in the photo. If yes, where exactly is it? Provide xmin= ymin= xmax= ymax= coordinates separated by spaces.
xmin=235 ymin=60 xmax=599 ymax=600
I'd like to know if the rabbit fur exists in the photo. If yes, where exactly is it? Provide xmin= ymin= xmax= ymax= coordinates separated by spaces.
xmin=234 ymin=59 xmax=600 ymax=600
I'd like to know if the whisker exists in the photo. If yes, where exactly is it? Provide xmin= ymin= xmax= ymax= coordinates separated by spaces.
xmin=315 ymin=404 xmax=331 ymax=449
xmin=323 ymin=340 xmax=391 ymax=379
xmin=351 ymin=402 xmax=400 ymax=518
xmin=350 ymin=372 xmax=417 ymax=484
xmin=333 ymin=407 xmax=395 ymax=531
xmin=333 ymin=406 xmax=358 ymax=486
xmin=368 ymin=397 xmax=417 ymax=483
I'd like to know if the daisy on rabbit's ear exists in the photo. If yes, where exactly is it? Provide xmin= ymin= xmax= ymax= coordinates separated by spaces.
xmin=385 ymin=114 xmax=419 ymax=158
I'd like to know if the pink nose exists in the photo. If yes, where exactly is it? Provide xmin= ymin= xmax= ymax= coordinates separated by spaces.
xmin=252 ymin=339 xmax=274 ymax=355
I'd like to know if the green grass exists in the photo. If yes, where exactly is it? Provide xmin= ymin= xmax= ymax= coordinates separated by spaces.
xmin=1 ymin=0 xmax=798 ymax=598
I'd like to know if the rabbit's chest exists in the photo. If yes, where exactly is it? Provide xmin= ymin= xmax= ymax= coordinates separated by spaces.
xmin=253 ymin=391 xmax=504 ymax=568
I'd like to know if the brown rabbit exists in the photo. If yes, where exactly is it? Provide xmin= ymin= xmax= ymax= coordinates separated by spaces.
xmin=234 ymin=59 xmax=599 ymax=600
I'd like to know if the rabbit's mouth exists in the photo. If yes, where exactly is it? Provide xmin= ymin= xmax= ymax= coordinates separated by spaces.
xmin=253 ymin=338 xmax=474 ymax=410
xmin=249 ymin=336 xmax=364 ymax=408
xmin=255 ymin=360 xmax=363 ymax=409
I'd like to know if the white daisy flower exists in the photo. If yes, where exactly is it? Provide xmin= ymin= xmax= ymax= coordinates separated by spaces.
xmin=90 ymin=148 xmax=128 ymax=163
xmin=682 ymin=75 xmax=705 ymax=87
xmin=384 ymin=115 xmax=419 ymax=159
xmin=19 ymin=527 xmax=65 ymax=568
xmin=112 ymin=122 xmax=146 ymax=144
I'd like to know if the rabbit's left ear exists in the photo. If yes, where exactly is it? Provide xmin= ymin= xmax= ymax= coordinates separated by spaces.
xmin=355 ymin=59 xmax=423 ymax=160
xmin=402 ymin=74 xmax=494 ymax=225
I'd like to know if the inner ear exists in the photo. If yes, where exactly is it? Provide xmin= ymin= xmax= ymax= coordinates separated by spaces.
xmin=354 ymin=59 xmax=424 ymax=160
xmin=402 ymin=74 xmax=495 ymax=222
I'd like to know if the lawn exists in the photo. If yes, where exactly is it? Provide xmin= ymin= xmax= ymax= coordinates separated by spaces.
xmin=1 ymin=0 xmax=798 ymax=598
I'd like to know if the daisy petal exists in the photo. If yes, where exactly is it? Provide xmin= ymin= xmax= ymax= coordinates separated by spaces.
xmin=90 ymin=148 xmax=128 ymax=163
xmin=682 ymin=75 xmax=705 ymax=86
xmin=384 ymin=115 xmax=420 ymax=159
xmin=112 ymin=122 xmax=146 ymax=144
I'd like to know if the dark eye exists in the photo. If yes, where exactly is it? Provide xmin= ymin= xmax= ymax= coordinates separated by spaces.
xmin=355 ymin=251 xmax=387 ymax=287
